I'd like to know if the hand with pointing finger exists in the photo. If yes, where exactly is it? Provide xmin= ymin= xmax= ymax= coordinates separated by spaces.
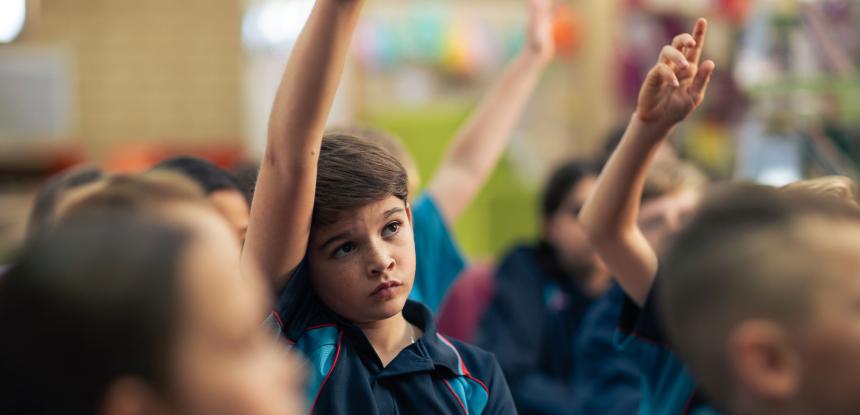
xmin=636 ymin=18 xmax=715 ymax=131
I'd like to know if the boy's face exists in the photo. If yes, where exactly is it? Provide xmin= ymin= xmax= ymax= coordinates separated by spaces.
xmin=307 ymin=196 xmax=416 ymax=324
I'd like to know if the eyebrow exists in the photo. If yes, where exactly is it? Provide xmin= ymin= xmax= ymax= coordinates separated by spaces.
xmin=319 ymin=230 xmax=352 ymax=252
xmin=384 ymin=207 xmax=404 ymax=218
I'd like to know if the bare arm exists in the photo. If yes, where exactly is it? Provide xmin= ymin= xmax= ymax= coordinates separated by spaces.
xmin=242 ymin=0 xmax=364 ymax=291
xmin=579 ymin=19 xmax=714 ymax=306
xmin=427 ymin=0 xmax=553 ymax=224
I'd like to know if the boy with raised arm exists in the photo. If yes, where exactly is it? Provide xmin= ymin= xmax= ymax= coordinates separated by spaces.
xmin=242 ymin=1 xmax=516 ymax=413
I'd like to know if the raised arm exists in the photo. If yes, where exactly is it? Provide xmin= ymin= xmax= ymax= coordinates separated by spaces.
xmin=242 ymin=0 xmax=364 ymax=291
xmin=579 ymin=19 xmax=714 ymax=306
xmin=426 ymin=0 xmax=554 ymax=224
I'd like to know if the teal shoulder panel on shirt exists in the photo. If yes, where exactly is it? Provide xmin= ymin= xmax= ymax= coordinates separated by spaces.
xmin=295 ymin=326 xmax=342 ymax=408
xmin=409 ymin=193 xmax=467 ymax=314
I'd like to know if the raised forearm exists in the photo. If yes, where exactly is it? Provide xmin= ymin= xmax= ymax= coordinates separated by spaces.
xmin=428 ymin=51 xmax=549 ymax=222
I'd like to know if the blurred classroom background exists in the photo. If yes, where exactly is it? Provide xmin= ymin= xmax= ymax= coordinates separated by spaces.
xmin=1 ymin=0 xmax=859 ymax=262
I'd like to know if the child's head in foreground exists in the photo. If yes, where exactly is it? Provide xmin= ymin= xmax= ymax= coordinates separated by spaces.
xmin=1 ymin=174 xmax=304 ymax=415
xmin=659 ymin=183 xmax=860 ymax=414
xmin=307 ymin=133 xmax=415 ymax=324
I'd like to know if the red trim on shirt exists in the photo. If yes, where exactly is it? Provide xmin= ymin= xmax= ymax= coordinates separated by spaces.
xmin=443 ymin=379 xmax=469 ymax=415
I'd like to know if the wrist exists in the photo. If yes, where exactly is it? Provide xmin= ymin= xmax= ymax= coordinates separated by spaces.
xmin=629 ymin=113 xmax=675 ymax=145
xmin=631 ymin=112 xmax=675 ymax=137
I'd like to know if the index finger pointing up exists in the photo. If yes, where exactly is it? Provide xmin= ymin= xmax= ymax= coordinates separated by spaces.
xmin=686 ymin=18 xmax=708 ymax=65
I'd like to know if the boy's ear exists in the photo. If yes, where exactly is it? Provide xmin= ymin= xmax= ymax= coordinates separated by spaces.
xmin=729 ymin=320 xmax=802 ymax=403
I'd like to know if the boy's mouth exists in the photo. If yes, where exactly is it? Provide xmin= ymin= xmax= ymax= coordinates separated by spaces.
xmin=370 ymin=280 xmax=403 ymax=298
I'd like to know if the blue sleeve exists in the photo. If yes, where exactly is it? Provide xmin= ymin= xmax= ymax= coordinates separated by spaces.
xmin=408 ymin=193 xmax=467 ymax=313
xmin=572 ymin=285 xmax=641 ymax=415
xmin=615 ymin=280 xmax=700 ymax=415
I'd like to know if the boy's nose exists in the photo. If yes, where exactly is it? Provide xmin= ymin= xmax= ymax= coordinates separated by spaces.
xmin=367 ymin=243 xmax=395 ymax=277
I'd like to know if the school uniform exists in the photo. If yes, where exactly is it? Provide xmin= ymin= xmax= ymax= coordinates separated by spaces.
xmin=571 ymin=284 xmax=641 ymax=414
xmin=476 ymin=243 xmax=599 ymax=415
xmin=616 ymin=276 xmax=720 ymax=415
xmin=267 ymin=262 xmax=516 ymax=415
xmin=409 ymin=193 xmax=467 ymax=314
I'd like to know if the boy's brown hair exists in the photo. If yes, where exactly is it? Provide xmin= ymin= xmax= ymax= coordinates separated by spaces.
xmin=657 ymin=183 xmax=860 ymax=405
xmin=313 ymin=133 xmax=409 ymax=227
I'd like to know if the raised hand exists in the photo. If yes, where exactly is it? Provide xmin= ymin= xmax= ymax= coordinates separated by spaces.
xmin=525 ymin=0 xmax=555 ymax=62
xmin=636 ymin=18 xmax=715 ymax=130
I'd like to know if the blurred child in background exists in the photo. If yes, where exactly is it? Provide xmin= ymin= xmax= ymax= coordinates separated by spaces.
xmin=476 ymin=159 xmax=619 ymax=415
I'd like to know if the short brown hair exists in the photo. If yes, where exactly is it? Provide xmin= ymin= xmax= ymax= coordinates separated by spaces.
xmin=658 ymin=183 xmax=860 ymax=405
xmin=314 ymin=133 xmax=409 ymax=227
xmin=326 ymin=125 xmax=420 ymax=194
xmin=57 ymin=171 xmax=210 ymax=226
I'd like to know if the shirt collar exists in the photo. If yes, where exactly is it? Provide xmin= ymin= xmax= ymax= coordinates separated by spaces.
xmin=334 ymin=300 xmax=464 ymax=378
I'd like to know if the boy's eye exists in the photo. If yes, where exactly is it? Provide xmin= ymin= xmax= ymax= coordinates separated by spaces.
xmin=382 ymin=221 xmax=401 ymax=237
xmin=333 ymin=242 xmax=355 ymax=258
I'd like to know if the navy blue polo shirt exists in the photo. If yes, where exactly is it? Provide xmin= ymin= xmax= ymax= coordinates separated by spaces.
xmin=267 ymin=262 xmax=516 ymax=415
xmin=616 ymin=277 xmax=719 ymax=415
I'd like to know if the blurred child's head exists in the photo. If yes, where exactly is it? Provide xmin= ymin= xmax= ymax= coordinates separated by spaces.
xmin=307 ymin=133 xmax=415 ymax=325
xmin=659 ymin=184 xmax=860 ymax=414
xmin=328 ymin=125 xmax=421 ymax=196
xmin=153 ymin=156 xmax=251 ymax=243
xmin=54 ymin=171 xmax=208 ymax=226
xmin=638 ymin=156 xmax=707 ymax=255
xmin=26 ymin=164 xmax=104 ymax=239
xmin=541 ymin=160 xmax=609 ymax=294
xmin=0 ymin=211 xmax=303 ymax=414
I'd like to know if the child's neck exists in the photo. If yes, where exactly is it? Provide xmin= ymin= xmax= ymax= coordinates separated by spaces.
xmin=356 ymin=312 xmax=420 ymax=367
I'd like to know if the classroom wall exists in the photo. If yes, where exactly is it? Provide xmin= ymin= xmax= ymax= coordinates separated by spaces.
xmin=3 ymin=0 xmax=243 ymax=158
